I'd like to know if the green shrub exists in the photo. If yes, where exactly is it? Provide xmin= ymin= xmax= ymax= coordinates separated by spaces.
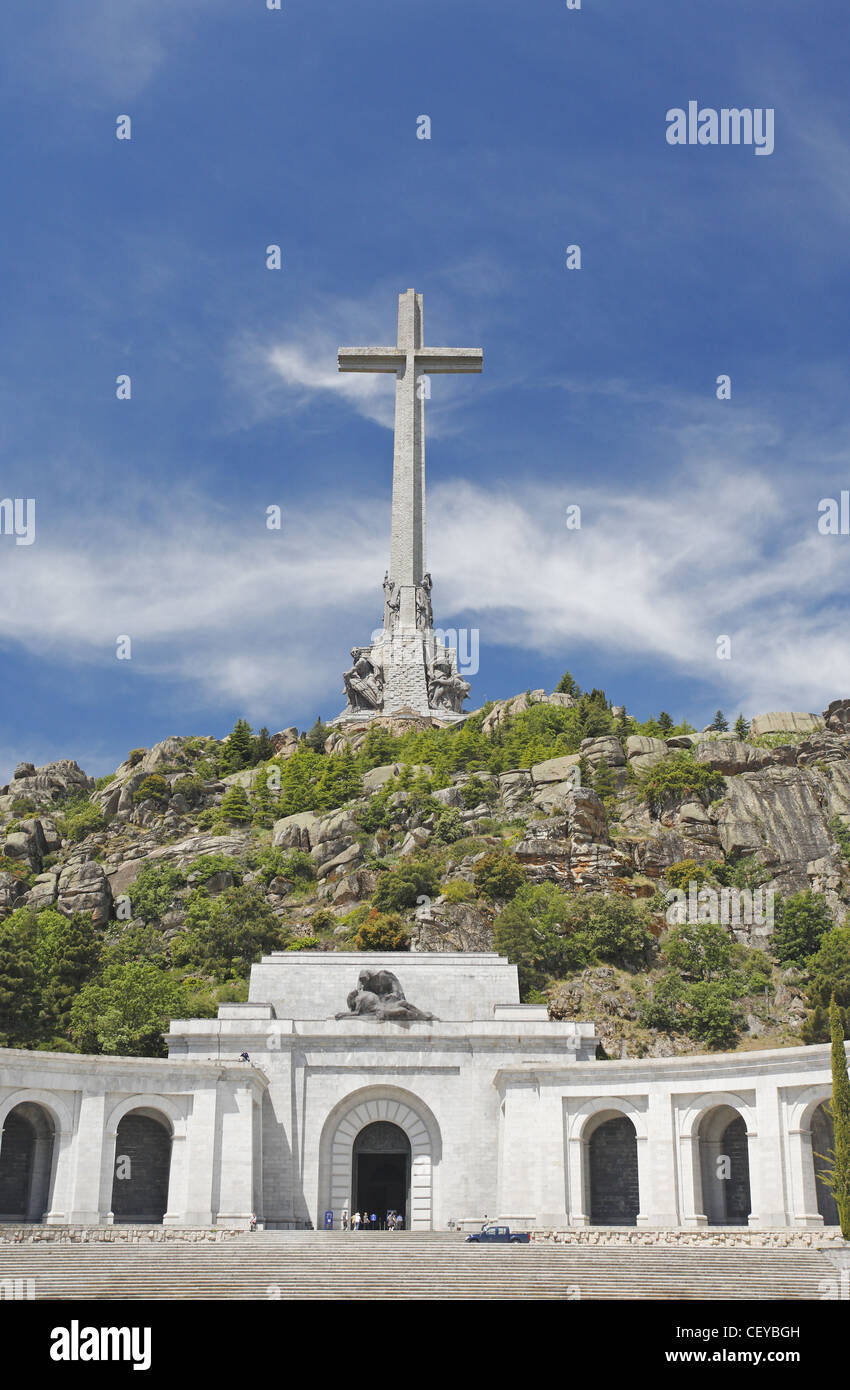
xmin=172 ymin=775 xmax=205 ymax=807
xmin=133 ymin=775 xmax=170 ymax=806
xmin=665 ymin=859 xmax=711 ymax=891
xmin=771 ymin=891 xmax=833 ymax=967
xmin=494 ymin=885 xmax=654 ymax=996
xmin=473 ymin=850 xmax=526 ymax=903
xmin=249 ymin=845 xmax=315 ymax=886
xmin=372 ymin=857 xmax=442 ymax=912
xmin=638 ymin=752 xmax=725 ymax=815
xmin=0 ymin=855 xmax=31 ymax=881
xmin=187 ymin=853 xmax=245 ymax=887
xmin=127 ymin=861 xmax=187 ymax=922
xmin=10 ymin=796 xmax=38 ymax=816
xmin=432 ymin=807 xmax=465 ymax=845
xmin=352 ymin=910 xmax=409 ymax=952
xmin=440 ymin=878 xmax=479 ymax=904
xmin=61 ymin=801 xmax=106 ymax=842
xmin=127 ymin=749 xmax=147 ymax=767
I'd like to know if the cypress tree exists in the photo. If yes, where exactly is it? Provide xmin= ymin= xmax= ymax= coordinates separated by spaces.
xmin=826 ymin=997 xmax=850 ymax=1238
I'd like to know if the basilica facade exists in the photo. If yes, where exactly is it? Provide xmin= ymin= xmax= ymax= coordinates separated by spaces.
xmin=0 ymin=951 xmax=841 ymax=1232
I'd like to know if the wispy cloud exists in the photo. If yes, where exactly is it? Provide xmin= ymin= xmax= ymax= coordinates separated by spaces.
xmin=0 ymin=459 xmax=846 ymax=780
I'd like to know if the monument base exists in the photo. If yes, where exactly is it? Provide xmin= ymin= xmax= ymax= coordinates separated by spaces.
xmin=334 ymin=623 xmax=471 ymax=725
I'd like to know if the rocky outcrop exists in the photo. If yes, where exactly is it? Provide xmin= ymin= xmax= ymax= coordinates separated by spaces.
xmin=412 ymin=900 xmax=494 ymax=952
xmin=750 ymin=711 xmax=824 ymax=738
xmin=56 ymin=860 xmax=112 ymax=926
xmin=0 ymin=760 xmax=92 ymax=813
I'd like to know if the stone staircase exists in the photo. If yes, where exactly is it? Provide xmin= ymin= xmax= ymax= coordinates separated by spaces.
xmin=0 ymin=1231 xmax=837 ymax=1299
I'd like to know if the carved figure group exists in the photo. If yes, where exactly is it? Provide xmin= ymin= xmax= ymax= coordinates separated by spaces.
xmin=336 ymin=969 xmax=435 ymax=1023
xmin=342 ymin=647 xmax=384 ymax=711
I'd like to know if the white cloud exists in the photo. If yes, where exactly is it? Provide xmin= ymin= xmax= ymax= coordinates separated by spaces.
xmin=0 ymin=463 xmax=847 ymax=774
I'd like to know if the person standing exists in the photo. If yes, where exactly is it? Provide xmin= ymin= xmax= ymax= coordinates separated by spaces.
xmin=342 ymin=1208 xmax=349 ymax=1231
xmin=353 ymin=1211 xmax=361 ymax=1231
xmin=370 ymin=1212 xmax=377 ymax=1231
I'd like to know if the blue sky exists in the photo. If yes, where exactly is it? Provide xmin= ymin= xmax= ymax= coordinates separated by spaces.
xmin=1 ymin=0 xmax=850 ymax=781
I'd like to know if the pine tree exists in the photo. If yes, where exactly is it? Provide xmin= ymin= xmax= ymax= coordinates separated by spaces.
xmin=823 ymin=998 xmax=850 ymax=1238
xmin=222 ymin=718 xmax=255 ymax=772
xmin=734 ymin=713 xmax=751 ymax=740
xmin=555 ymin=671 xmax=580 ymax=698
xmin=219 ymin=785 xmax=253 ymax=824
xmin=592 ymin=756 xmax=617 ymax=802
xmin=0 ymin=909 xmax=38 ymax=1046
xmin=657 ymin=711 xmax=674 ymax=733
xmin=709 ymin=710 xmax=729 ymax=732
xmin=306 ymin=718 xmax=329 ymax=753
xmin=253 ymin=726 xmax=275 ymax=763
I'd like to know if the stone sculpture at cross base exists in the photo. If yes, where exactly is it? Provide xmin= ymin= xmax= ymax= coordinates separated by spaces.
xmin=330 ymin=289 xmax=482 ymax=726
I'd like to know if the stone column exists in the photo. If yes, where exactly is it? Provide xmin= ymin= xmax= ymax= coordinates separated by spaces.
xmin=497 ymin=1083 xmax=544 ymax=1220
xmin=68 ymin=1091 xmax=110 ymax=1224
xmin=677 ymin=1130 xmax=708 ymax=1229
xmin=785 ymin=1123 xmax=824 ymax=1228
xmin=749 ymin=1085 xmax=787 ymax=1228
xmin=174 ymin=1087 xmax=218 ymax=1226
xmin=637 ymin=1094 xmax=680 ymax=1227
xmin=215 ymin=1081 xmax=258 ymax=1229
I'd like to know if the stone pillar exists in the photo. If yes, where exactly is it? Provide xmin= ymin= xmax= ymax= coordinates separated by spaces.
xmin=68 ymin=1092 xmax=110 ymax=1224
xmin=749 ymin=1086 xmax=787 ymax=1228
xmin=565 ymin=1133 xmax=590 ymax=1226
xmin=677 ymin=1130 xmax=708 ymax=1229
xmin=215 ymin=1082 xmax=258 ymax=1228
xmin=637 ymin=1095 xmax=680 ymax=1227
xmin=497 ymin=1084 xmax=544 ymax=1221
xmin=44 ymin=1130 xmax=75 ymax=1225
xmin=174 ymin=1087 xmax=217 ymax=1226
xmin=786 ymin=1124 xmax=824 ymax=1228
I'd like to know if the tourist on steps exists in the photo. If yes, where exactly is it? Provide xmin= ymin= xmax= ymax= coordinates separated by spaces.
xmin=353 ymin=1211 xmax=361 ymax=1231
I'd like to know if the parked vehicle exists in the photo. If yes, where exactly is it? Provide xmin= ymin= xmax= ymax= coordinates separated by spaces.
xmin=465 ymin=1223 xmax=530 ymax=1244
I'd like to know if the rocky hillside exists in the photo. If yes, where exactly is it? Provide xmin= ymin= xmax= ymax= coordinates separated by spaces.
xmin=2 ymin=687 xmax=850 ymax=1059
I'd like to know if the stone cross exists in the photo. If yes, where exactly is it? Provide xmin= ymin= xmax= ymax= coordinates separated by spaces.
xmin=338 ymin=289 xmax=482 ymax=629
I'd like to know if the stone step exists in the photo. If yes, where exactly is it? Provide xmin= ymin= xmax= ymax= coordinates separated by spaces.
xmin=0 ymin=1244 xmax=834 ymax=1300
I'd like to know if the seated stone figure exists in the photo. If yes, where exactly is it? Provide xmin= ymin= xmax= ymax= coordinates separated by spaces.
xmin=336 ymin=969 xmax=435 ymax=1022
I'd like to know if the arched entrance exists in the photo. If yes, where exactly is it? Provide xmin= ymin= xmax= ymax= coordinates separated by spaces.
xmin=587 ymin=1114 xmax=640 ymax=1226
xmin=698 ymin=1105 xmax=751 ymax=1226
xmin=110 ymin=1110 xmax=172 ymax=1224
xmin=0 ymin=1103 xmax=56 ymax=1222
xmin=319 ymin=1089 xmax=441 ymax=1230
xmin=353 ymin=1122 xmax=411 ymax=1226
xmin=812 ymin=1102 xmax=839 ymax=1226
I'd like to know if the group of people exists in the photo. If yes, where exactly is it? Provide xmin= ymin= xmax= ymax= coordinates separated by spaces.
xmin=341 ymin=1209 xmax=404 ymax=1231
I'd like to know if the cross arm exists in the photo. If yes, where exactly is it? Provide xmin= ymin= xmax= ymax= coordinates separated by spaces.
xmin=414 ymin=348 xmax=483 ymax=374
xmin=338 ymin=347 xmax=405 ymax=373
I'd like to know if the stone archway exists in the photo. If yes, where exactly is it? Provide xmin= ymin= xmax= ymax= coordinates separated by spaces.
xmin=353 ymin=1122 xmax=411 ymax=1227
xmin=320 ymin=1089 xmax=441 ymax=1230
xmin=587 ymin=1113 xmax=640 ymax=1226
xmin=698 ymin=1105 xmax=751 ymax=1226
xmin=0 ymin=1103 xmax=56 ymax=1222
xmin=812 ymin=1103 xmax=839 ymax=1226
xmin=110 ymin=1109 xmax=173 ymax=1224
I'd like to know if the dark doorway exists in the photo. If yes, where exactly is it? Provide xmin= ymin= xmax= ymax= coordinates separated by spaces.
xmin=353 ymin=1122 xmax=410 ymax=1227
xmin=0 ymin=1104 xmax=56 ymax=1222
xmin=111 ymin=1112 xmax=172 ymax=1224
xmin=588 ymin=1115 xmax=640 ymax=1225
